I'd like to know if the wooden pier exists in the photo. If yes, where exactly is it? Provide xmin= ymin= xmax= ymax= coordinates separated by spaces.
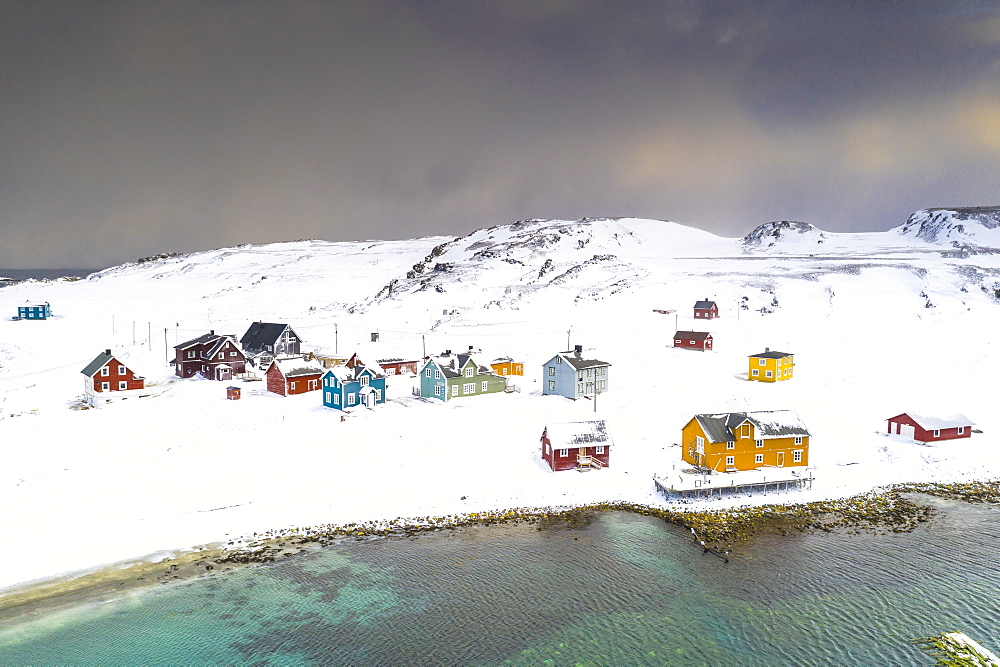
xmin=652 ymin=467 xmax=813 ymax=500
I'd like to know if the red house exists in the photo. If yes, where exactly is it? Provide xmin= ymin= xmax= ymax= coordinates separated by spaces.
xmin=174 ymin=331 xmax=247 ymax=380
xmin=540 ymin=421 xmax=611 ymax=472
xmin=265 ymin=356 xmax=325 ymax=396
xmin=886 ymin=413 xmax=975 ymax=443
xmin=694 ymin=298 xmax=719 ymax=319
xmin=674 ymin=330 xmax=713 ymax=351
xmin=81 ymin=349 xmax=145 ymax=393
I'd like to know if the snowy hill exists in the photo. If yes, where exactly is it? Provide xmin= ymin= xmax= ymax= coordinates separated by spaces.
xmin=895 ymin=206 xmax=1000 ymax=247
xmin=1 ymin=214 xmax=999 ymax=593
xmin=741 ymin=220 xmax=829 ymax=249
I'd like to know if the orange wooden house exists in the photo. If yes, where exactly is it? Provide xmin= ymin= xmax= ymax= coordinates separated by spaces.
xmin=681 ymin=410 xmax=809 ymax=472
xmin=490 ymin=356 xmax=524 ymax=377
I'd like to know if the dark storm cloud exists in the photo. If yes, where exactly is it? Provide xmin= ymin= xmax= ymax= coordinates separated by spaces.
xmin=1 ymin=0 xmax=997 ymax=268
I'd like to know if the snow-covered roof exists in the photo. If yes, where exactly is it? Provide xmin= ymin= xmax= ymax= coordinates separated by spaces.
xmin=268 ymin=356 xmax=324 ymax=378
xmin=694 ymin=410 xmax=810 ymax=443
xmin=324 ymin=363 xmax=385 ymax=382
xmin=552 ymin=350 xmax=610 ymax=370
xmin=546 ymin=421 xmax=611 ymax=449
xmin=891 ymin=413 xmax=975 ymax=430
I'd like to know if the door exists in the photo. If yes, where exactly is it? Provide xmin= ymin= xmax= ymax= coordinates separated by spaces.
xmin=776 ymin=452 xmax=785 ymax=467
xmin=901 ymin=424 xmax=915 ymax=440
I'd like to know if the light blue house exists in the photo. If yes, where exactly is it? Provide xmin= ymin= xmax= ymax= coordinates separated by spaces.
xmin=322 ymin=364 xmax=386 ymax=410
xmin=542 ymin=345 xmax=611 ymax=399
xmin=17 ymin=302 xmax=51 ymax=320
xmin=419 ymin=351 xmax=508 ymax=402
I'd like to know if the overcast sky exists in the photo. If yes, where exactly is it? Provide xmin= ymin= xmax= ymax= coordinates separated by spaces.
xmin=2 ymin=1 xmax=998 ymax=268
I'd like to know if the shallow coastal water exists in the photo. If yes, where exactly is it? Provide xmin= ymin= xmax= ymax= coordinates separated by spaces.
xmin=1 ymin=497 xmax=998 ymax=666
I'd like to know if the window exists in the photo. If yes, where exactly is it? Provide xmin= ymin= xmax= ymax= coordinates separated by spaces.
xmin=597 ymin=380 xmax=605 ymax=391
xmin=309 ymin=379 xmax=317 ymax=391
xmin=231 ymin=351 xmax=237 ymax=357
xmin=756 ymin=440 xmax=763 ymax=448
xmin=118 ymin=365 xmax=125 ymax=375
xmin=726 ymin=456 xmax=735 ymax=467
xmin=118 ymin=381 xmax=127 ymax=390
xmin=348 ymin=394 xmax=356 ymax=406
xmin=502 ymin=368 xmax=508 ymax=375
xmin=933 ymin=429 xmax=940 ymax=438
xmin=545 ymin=443 xmax=551 ymax=455
xmin=596 ymin=445 xmax=605 ymax=454
xmin=451 ymin=385 xmax=458 ymax=397
xmin=794 ymin=437 xmax=803 ymax=445
xmin=425 ymin=369 xmax=432 ymax=378
xmin=434 ymin=384 xmax=442 ymax=396
xmin=793 ymin=450 xmax=803 ymax=463
xmin=559 ymin=448 xmax=568 ymax=457
xmin=548 ymin=380 xmax=555 ymax=391
xmin=577 ymin=383 xmax=584 ymax=394
xmin=325 ymin=391 xmax=332 ymax=403
xmin=290 ymin=382 xmax=297 ymax=391
xmin=675 ymin=339 xmax=682 ymax=345
xmin=465 ymin=368 xmax=473 ymax=378
xmin=752 ymin=369 xmax=759 ymax=376
xmin=548 ymin=366 xmax=555 ymax=376
xmin=740 ymin=424 xmax=750 ymax=438
xmin=759 ymin=358 xmax=766 ymax=366
xmin=727 ymin=441 xmax=735 ymax=449
xmin=101 ymin=367 xmax=109 ymax=377
xmin=556 ymin=357 xmax=562 ymax=364
xmin=386 ymin=368 xmax=395 ymax=376
xmin=375 ymin=389 xmax=382 ymax=401
xmin=463 ymin=383 xmax=475 ymax=394
xmin=481 ymin=381 xmax=488 ymax=392
xmin=765 ymin=370 xmax=773 ymax=378
xmin=435 ymin=370 xmax=441 ymax=379
xmin=334 ymin=394 xmax=340 ymax=405
xmin=101 ymin=382 xmax=109 ymax=391
xmin=958 ymin=427 xmax=965 ymax=435
xmin=755 ymin=453 xmax=764 ymax=464
xmin=586 ymin=368 xmax=592 ymax=378
xmin=219 ymin=353 xmax=224 ymax=359
xmin=361 ymin=375 xmax=369 ymax=386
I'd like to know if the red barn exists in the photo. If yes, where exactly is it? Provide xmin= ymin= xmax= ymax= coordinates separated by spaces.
xmin=886 ymin=413 xmax=974 ymax=443
xmin=673 ymin=330 xmax=713 ymax=351
xmin=81 ymin=349 xmax=145 ymax=393
xmin=265 ymin=356 xmax=325 ymax=396
xmin=693 ymin=298 xmax=719 ymax=319
xmin=540 ymin=421 xmax=611 ymax=472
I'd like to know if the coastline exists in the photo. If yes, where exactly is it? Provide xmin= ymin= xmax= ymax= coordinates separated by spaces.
xmin=2 ymin=479 xmax=997 ymax=626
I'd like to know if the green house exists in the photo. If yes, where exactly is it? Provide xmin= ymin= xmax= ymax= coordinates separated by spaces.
xmin=419 ymin=351 xmax=508 ymax=401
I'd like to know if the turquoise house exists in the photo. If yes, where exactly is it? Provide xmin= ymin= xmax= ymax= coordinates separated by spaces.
xmin=419 ymin=351 xmax=508 ymax=401
xmin=322 ymin=364 xmax=386 ymax=410
xmin=542 ymin=345 xmax=611 ymax=399
xmin=17 ymin=303 xmax=51 ymax=320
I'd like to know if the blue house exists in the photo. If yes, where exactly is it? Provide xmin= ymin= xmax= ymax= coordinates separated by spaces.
xmin=322 ymin=364 xmax=386 ymax=410
xmin=542 ymin=345 xmax=611 ymax=399
xmin=17 ymin=302 xmax=51 ymax=320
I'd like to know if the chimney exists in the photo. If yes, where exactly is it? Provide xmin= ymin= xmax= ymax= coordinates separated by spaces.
xmin=574 ymin=344 xmax=583 ymax=355
xmin=468 ymin=345 xmax=474 ymax=352
xmin=105 ymin=349 xmax=111 ymax=356
xmin=765 ymin=347 xmax=769 ymax=352
xmin=371 ymin=332 xmax=379 ymax=342
xmin=210 ymin=329 xmax=214 ymax=335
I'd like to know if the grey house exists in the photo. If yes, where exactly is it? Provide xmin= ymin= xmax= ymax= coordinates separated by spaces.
xmin=541 ymin=345 xmax=611 ymax=399
xmin=240 ymin=322 xmax=302 ymax=367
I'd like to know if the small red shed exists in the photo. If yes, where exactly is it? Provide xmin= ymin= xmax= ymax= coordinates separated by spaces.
xmin=541 ymin=421 xmax=611 ymax=472
xmin=886 ymin=413 xmax=974 ymax=443
xmin=693 ymin=298 xmax=719 ymax=319
xmin=265 ymin=356 xmax=325 ymax=396
xmin=673 ymin=330 xmax=713 ymax=351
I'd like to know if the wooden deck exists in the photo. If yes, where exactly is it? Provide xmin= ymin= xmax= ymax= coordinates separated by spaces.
xmin=652 ymin=466 xmax=813 ymax=500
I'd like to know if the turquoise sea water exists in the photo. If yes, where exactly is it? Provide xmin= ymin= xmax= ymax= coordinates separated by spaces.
xmin=1 ymin=497 xmax=998 ymax=666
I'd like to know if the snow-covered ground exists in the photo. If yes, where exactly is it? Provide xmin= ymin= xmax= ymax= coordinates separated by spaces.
xmin=1 ymin=212 xmax=998 ymax=593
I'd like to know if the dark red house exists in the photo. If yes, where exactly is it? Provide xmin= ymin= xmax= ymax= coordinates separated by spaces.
xmin=81 ymin=349 xmax=145 ymax=393
xmin=540 ymin=421 xmax=611 ymax=472
xmin=886 ymin=413 xmax=975 ymax=443
xmin=674 ymin=330 xmax=713 ymax=351
xmin=693 ymin=298 xmax=719 ymax=319
xmin=265 ymin=356 xmax=325 ymax=396
xmin=174 ymin=331 xmax=247 ymax=380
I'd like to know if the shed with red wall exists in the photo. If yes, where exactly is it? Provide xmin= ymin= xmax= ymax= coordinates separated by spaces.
xmin=886 ymin=413 xmax=974 ymax=443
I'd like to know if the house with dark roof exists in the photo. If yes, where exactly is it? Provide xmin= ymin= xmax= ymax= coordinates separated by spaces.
xmin=322 ymin=364 xmax=386 ymax=410
xmin=693 ymin=298 xmax=718 ymax=319
xmin=540 ymin=420 xmax=611 ymax=472
xmin=418 ymin=350 xmax=508 ymax=401
xmin=674 ymin=330 xmax=713 ymax=351
xmin=17 ymin=302 xmax=51 ymax=320
xmin=541 ymin=345 xmax=611 ymax=399
xmin=81 ymin=349 xmax=145 ymax=395
xmin=240 ymin=322 xmax=302 ymax=367
xmin=264 ymin=356 xmax=325 ymax=396
xmin=748 ymin=348 xmax=794 ymax=382
xmin=173 ymin=331 xmax=247 ymax=380
xmin=681 ymin=410 xmax=810 ymax=472
xmin=886 ymin=413 xmax=975 ymax=443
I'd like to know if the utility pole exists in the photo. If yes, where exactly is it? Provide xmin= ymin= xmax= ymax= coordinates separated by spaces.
xmin=164 ymin=328 xmax=168 ymax=363
xmin=422 ymin=334 xmax=426 ymax=358
xmin=132 ymin=321 xmax=136 ymax=345
xmin=148 ymin=322 xmax=151 ymax=347
xmin=334 ymin=322 xmax=338 ymax=354
xmin=566 ymin=328 xmax=572 ymax=350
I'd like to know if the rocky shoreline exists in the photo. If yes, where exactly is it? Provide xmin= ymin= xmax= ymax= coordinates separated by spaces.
xmin=2 ymin=480 xmax=997 ymax=623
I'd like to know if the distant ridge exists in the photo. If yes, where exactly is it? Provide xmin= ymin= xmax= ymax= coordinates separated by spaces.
xmin=742 ymin=221 xmax=828 ymax=249
xmin=896 ymin=206 xmax=1000 ymax=246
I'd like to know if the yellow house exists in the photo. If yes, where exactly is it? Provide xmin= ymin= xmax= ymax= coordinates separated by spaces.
xmin=748 ymin=348 xmax=794 ymax=382
xmin=681 ymin=410 xmax=809 ymax=472
xmin=490 ymin=357 xmax=524 ymax=377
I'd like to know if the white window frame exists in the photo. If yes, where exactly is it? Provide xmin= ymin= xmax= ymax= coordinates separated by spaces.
xmin=727 ymin=441 xmax=735 ymax=449
xmin=765 ymin=370 xmax=773 ymax=378
xmin=334 ymin=394 xmax=340 ymax=405
xmin=325 ymin=391 xmax=332 ymax=403
xmin=375 ymin=389 xmax=382 ymax=401
xmin=559 ymin=448 xmax=568 ymax=457
xmin=451 ymin=385 xmax=458 ymax=397
xmin=361 ymin=375 xmax=369 ymax=386
xmin=187 ymin=350 xmax=196 ymax=359
xmin=759 ymin=358 xmax=766 ymax=366
xmin=463 ymin=382 xmax=475 ymax=394
xmin=464 ymin=367 xmax=474 ymax=378
xmin=755 ymin=453 xmax=764 ymax=464
xmin=118 ymin=365 xmax=126 ymax=375
xmin=794 ymin=436 xmax=803 ymax=445
xmin=290 ymin=381 xmax=297 ymax=391
xmin=793 ymin=450 xmax=803 ymax=463
xmin=725 ymin=455 xmax=735 ymax=467
xmin=756 ymin=439 xmax=764 ymax=448
xmin=434 ymin=370 xmax=441 ymax=379
xmin=548 ymin=380 xmax=555 ymax=391
xmin=752 ymin=369 xmax=759 ymax=376
xmin=957 ymin=426 xmax=965 ymax=435
xmin=556 ymin=357 xmax=562 ymax=364
xmin=577 ymin=383 xmax=584 ymax=394
xmin=933 ymin=429 xmax=940 ymax=438
xmin=101 ymin=382 xmax=109 ymax=391
xmin=118 ymin=381 xmax=127 ymax=390
xmin=101 ymin=367 xmax=110 ymax=377
xmin=596 ymin=445 xmax=605 ymax=454
xmin=348 ymin=393 xmax=356 ymax=406
xmin=481 ymin=380 xmax=488 ymax=392
xmin=548 ymin=366 xmax=555 ymax=376
xmin=425 ymin=368 xmax=432 ymax=378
